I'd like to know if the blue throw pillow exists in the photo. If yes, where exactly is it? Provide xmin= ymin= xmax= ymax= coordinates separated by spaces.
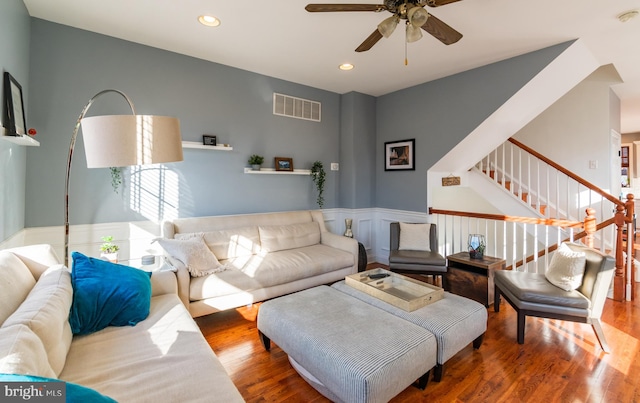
xmin=0 ymin=373 xmax=117 ymax=402
xmin=69 ymin=252 xmax=152 ymax=335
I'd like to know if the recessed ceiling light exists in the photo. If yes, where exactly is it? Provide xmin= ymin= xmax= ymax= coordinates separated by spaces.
xmin=618 ymin=10 xmax=638 ymax=23
xmin=198 ymin=15 xmax=220 ymax=27
xmin=339 ymin=63 xmax=354 ymax=71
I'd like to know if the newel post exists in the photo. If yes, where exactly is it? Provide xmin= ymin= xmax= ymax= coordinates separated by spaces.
xmin=583 ymin=207 xmax=596 ymax=248
xmin=612 ymin=195 xmax=634 ymax=301
xmin=625 ymin=194 xmax=635 ymax=301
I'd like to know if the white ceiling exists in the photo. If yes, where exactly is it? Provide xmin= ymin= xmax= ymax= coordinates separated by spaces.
xmin=22 ymin=0 xmax=640 ymax=132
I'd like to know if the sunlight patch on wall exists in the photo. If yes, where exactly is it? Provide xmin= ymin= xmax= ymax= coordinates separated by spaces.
xmin=128 ymin=165 xmax=179 ymax=223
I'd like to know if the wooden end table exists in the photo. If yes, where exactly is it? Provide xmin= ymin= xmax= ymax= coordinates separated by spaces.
xmin=446 ymin=252 xmax=506 ymax=307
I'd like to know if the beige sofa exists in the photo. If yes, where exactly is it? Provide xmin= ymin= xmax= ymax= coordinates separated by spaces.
xmin=162 ymin=210 xmax=359 ymax=318
xmin=0 ymin=244 xmax=244 ymax=402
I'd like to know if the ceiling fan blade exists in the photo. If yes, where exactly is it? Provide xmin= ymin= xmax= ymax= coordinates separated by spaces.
xmin=355 ymin=29 xmax=383 ymax=52
xmin=305 ymin=4 xmax=386 ymax=12
xmin=425 ymin=0 xmax=463 ymax=7
xmin=421 ymin=14 xmax=462 ymax=45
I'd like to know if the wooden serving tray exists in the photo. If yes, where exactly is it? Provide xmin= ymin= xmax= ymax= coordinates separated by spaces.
xmin=345 ymin=268 xmax=444 ymax=312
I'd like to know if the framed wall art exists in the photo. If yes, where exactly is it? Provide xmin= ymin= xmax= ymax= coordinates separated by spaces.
xmin=3 ymin=72 xmax=27 ymax=136
xmin=275 ymin=157 xmax=294 ymax=171
xmin=384 ymin=139 xmax=415 ymax=171
xmin=202 ymin=135 xmax=217 ymax=146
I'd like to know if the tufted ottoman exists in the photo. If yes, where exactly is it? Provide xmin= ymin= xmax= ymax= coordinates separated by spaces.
xmin=257 ymin=286 xmax=437 ymax=403
xmin=332 ymin=279 xmax=487 ymax=381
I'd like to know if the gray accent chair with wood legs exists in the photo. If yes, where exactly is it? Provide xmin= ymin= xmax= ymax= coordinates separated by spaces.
xmin=389 ymin=222 xmax=447 ymax=287
xmin=493 ymin=242 xmax=615 ymax=352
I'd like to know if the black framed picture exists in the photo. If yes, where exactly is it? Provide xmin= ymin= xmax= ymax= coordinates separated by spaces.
xmin=275 ymin=157 xmax=294 ymax=171
xmin=3 ymin=72 xmax=27 ymax=136
xmin=202 ymin=135 xmax=217 ymax=146
xmin=384 ymin=139 xmax=415 ymax=171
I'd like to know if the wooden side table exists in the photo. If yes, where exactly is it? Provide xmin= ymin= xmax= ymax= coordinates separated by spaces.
xmin=446 ymin=252 xmax=506 ymax=307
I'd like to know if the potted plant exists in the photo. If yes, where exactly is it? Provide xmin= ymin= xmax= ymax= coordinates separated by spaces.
xmin=310 ymin=161 xmax=325 ymax=208
xmin=100 ymin=236 xmax=120 ymax=263
xmin=110 ymin=167 xmax=122 ymax=193
xmin=248 ymin=154 xmax=264 ymax=171
xmin=468 ymin=234 xmax=486 ymax=259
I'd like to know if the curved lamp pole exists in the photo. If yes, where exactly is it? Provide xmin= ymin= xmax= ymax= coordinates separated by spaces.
xmin=64 ymin=90 xmax=183 ymax=267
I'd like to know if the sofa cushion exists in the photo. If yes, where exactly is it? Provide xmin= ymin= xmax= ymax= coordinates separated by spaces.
xmin=0 ymin=324 xmax=56 ymax=378
xmin=176 ymin=226 xmax=260 ymax=260
xmin=3 ymin=265 xmax=73 ymax=376
xmin=157 ymin=236 xmax=225 ymax=277
xmin=399 ymin=222 xmax=431 ymax=251
xmin=545 ymin=242 xmax=587 ymax=291
xmin=69 ymin=252 xmax=152 ymax=335
xmin=0 ymin=251 xmax=36 ymax=325
xmin=0 ymin=374 xmax=116 ymax=402
xmin=258 ymin=222 xmax=321 ymax=252
xmin=60 ymin=294 xmax=244 ymax=402
xmin=190 ymin=244 xmax=354 ymax=301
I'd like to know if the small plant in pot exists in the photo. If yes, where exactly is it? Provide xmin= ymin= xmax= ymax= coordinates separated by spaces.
xmin=100 ymin=236 xmax=120 ymax=263
xmin=248 ymin=154 xmax=264 ymax=171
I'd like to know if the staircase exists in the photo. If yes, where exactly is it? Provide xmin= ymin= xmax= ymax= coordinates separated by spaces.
xmin=430 ymin=137 xmax=635 ymax=302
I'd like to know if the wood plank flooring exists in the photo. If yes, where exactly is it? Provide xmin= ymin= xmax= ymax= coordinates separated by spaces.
xmin=195 ymin=265 xmax=640 ymax=402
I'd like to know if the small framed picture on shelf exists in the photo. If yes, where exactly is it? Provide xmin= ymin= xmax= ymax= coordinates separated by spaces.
xmin=202 ymin=135 xmax=217 ymax=146
xmin=3 ymin=72 xmax=27 ymax=136
xmin=275 ymin=157 xmax=294 ymax=171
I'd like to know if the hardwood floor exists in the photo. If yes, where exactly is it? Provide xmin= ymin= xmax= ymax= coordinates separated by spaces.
xmin=195 ymin=265 xmax=640 ymax=402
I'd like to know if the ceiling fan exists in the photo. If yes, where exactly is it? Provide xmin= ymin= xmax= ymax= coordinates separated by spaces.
xmin=305 ymin=0 xmax=463 ymax=53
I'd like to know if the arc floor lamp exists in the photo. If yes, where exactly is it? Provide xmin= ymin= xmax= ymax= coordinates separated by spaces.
xmin=64 ymin=89 xmax=184 ymax=266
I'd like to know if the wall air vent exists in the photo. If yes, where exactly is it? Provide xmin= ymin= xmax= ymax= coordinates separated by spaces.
xmin=273 ymin=93 xmax=321 ymax=122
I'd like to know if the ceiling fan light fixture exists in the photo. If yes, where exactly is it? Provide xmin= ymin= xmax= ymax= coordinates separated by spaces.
xmin=406 ymin=23 xmax=423 ymax=43
xmin=377 ymin=15 xmax=399 ymax=38
xmin=408 ymin=7 xmax=429 ymax=27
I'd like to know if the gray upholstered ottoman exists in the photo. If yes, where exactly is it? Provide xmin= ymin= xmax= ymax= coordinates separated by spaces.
xmin=332 ymin=280 xmax=487 ymax=381
xmin=257 ymin=285 xmax=437 ymax=403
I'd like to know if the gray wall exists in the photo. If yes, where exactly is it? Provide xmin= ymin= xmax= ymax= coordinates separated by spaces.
xmin=26 ymin=19 xmax=341 ymax=227
xmin=340 ymin=92 xmax=376 ymax=208
xmin=19 ymin=18 xmax=581 ymax=229
xmin=0 ymin=0 xmax=30 ymax=241
xmin=375 ymin=42 xmax=573 ymax=212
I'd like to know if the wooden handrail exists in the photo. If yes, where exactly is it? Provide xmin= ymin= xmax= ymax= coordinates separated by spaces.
xmin=508 ymin=137 xmax=623 ymax=206
xmin=428 ymin=208 xmax=584 ymax=228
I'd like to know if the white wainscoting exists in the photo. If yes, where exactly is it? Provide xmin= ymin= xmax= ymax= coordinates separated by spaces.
xmin=1 ymin=208 xmax=431 ymax=267
xmin=0 ymin=221 xmax=163 ymax=266
xmin=323 ymin=208 xmax=430 ymax=265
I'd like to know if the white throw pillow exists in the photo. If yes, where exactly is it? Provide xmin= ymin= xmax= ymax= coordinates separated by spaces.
xmin=2 ymin=265 xmax=73 ymax=376
xmin=545 ymin=243 xmax=587 ymax=291
xmin=399 ymin=223 xmax=431 ymax=252
xmin=0 ymin=324 xmax=56 ymax=378
xmin=157 ymin=236 xmax=226 ymax=277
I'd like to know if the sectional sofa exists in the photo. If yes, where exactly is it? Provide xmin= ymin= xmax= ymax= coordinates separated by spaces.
xmin=0 ymin=244 xmax=243 ymax=402
xmin=161 ymin=210 xmax=359 ymax=318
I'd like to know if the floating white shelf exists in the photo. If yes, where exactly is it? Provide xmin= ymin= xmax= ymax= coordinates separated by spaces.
xmin=244 ymin=167 xmax=311 ymax=175
xmin=1 ymin=134 xmax=40 ymax=146
xmin=182 ymin=141 xmax=232 ymax=151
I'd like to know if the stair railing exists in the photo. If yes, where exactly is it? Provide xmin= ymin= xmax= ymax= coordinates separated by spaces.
xmin=460 ymin=137 xmax=635 ymax=301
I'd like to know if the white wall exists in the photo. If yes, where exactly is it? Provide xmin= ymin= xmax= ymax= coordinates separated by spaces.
xmin=513 ymin=64 xmax=622 ymax=191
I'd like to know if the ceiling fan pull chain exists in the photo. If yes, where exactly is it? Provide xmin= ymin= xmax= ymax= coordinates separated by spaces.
xmin=405 ymin=38 xmax=408 ymax=65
